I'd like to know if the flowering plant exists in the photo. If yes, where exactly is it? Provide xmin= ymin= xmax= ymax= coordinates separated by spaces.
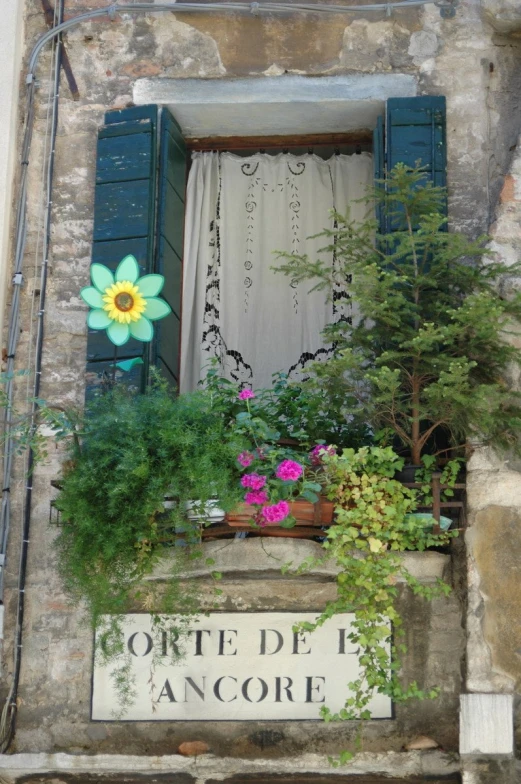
xmin=231 ymin=390 xmax=328 ymax=527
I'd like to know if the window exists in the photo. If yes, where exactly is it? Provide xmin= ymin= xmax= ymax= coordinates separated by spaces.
xmin=85 ymin=96 xmax=446 ymax=396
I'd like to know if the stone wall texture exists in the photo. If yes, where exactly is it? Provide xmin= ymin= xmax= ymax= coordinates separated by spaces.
xmin=3 ymin=0 xmax=521 ymax=781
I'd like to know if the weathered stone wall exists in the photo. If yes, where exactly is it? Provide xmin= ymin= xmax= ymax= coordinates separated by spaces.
xmin=5 ymin=540 xmax=463 ymax=755
xmin=2 ymin=0 xmax=521 ymax=779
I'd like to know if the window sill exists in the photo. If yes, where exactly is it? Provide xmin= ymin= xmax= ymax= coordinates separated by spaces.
xmin=145 ymin=538 xmax=450 ymax=584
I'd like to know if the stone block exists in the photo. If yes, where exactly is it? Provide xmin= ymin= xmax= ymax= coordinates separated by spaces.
xmin=460 ymin=694 xmax=513 ymax=755
xmin=466 ymin=506 xmax=521 ymax=687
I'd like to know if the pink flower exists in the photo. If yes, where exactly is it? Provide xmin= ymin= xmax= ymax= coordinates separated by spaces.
xmin=310 ymin=444 xmax=336 ymax=465
xmin=238 ymin=389 xmax=255 ymax=401
xmin=260 ymin=500 xmax=291 ymax=525
xmin=237 ymin=451 xmax=254 ymax=468
xmin=244 ymin=490 xmax=269 ymax=506
xmin=240 ymin=473 xmax=267 ymax=490
xmin=275 ymin=459 xmax=304 ymax=482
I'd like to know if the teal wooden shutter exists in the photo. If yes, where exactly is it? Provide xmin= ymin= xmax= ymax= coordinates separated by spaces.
xmin=86 ymin=105 xmax=158 ymax=396
xmin=386 ymin=95 xmax=446 ymax=189
xmin=376 ymin=95 xmax=447 ymax=236
xmin=154 ymin=109 xmax=188 ymax=388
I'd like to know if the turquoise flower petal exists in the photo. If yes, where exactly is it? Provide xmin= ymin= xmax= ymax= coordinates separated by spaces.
xmin=115 ymin=255 xmax=139 ymax=284
xmin=129 ymin=316 xmax=153 ymax=342
xmin=88 ymin=309 xmax=112 ymax=330
xmin=115 ymin=358 xmax=144 ymax=372
xmin=107 ymin=321 xmax=131 ymax=346
xmin=137 ymin=274 xmax=165 ymax=297
xmin=80 ymin=286 xmax=104 ymax=309
xmin=144 ymin=297 xmax=172 ymax=321
xmin=91 ymin=263 xmax=114 ymax=293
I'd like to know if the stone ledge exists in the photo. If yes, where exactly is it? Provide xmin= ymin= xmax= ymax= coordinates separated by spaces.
xmin=147 ymin=538 xmax=449 ymax=583
xmin=0 ymin=751 xmax=460 ymax=780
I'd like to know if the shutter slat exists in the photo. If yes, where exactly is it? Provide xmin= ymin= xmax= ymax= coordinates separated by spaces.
xmin=159 ymin=239 xmax=182 ymax=319
xmin=91 ymin=237 xmax=147 ymax=270
xmin=161 ymin=180 xmax=185 ymax=260
xmin=96 ymin=130 xmax=153 ymax=183
xmin=93 ymin=180 xmax=152 ymax=241
xmin=85 ymin=105 xmax=158 ymax=398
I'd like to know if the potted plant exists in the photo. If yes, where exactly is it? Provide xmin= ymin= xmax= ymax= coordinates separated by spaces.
xmin=274 ymin=164 xmax=521 ymax=471
xmin=203 ymin=369 xmax=371 ymax=533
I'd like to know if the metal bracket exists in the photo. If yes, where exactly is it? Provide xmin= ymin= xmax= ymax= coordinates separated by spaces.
xmin=434 ymin=0 xmax=458 ymax=18
xmin=12 ymin=273 xmax=23 ymax=287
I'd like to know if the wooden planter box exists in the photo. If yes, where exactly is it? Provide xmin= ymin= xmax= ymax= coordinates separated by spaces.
xmin=197 ymin=496 xmax=336 ymax=540
xmin=226 ymin=497 xmax=334 ymax=527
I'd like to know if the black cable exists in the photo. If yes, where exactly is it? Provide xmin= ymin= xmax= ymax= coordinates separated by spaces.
xmin=0 ymin=0 xmax=64 ymax=752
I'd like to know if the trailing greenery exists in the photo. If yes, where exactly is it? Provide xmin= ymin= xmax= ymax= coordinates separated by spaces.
xmin=287 ymin=446 xmax=455 ymax=757
xmin=54 ymin=377 xmax=244 ymax=630
xmin=275 ymin=164 xmax=521 ymax=463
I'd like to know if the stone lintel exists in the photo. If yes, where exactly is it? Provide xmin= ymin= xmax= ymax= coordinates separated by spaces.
xmin=133 ymin=74 xmax=417 ymax=137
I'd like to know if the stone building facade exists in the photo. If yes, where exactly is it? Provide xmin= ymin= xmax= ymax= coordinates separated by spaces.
xmin=1 ymin=0 xmax=521 ymax=782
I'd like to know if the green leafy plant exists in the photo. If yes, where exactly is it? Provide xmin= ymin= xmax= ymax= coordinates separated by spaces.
xmin=288 ymin=446 xmax=455 ymax=750
xmin=204 ymin=365 xmax=371 ymax=451
xmin=54 ymin=377 xmax=244 ymax=631
xmin=275 ymin=164 xmax=521 ymax=464
xmin=415 ymin=454 xmax=463 ymax=506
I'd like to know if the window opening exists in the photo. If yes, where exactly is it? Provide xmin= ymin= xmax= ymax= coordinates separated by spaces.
xmin=179 ymin=134 xmax=373 ymax=392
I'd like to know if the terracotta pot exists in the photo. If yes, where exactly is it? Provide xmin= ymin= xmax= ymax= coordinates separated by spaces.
xmin=225 ymin=496 xmax=334 ymax=527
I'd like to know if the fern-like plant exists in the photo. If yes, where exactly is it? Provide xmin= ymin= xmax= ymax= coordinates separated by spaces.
xmin=54 ymin=378 xmax=244 ymax=629
xmin=275 ymin=164 xmax=521 ymax=464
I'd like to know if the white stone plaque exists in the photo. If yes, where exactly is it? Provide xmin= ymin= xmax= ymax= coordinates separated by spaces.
xmin=92 ymin=612 xmax=392 ymax=721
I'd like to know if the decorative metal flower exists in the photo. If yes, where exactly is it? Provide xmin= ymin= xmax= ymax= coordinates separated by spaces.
xmin=80 ymin=255 xmax=171 ymax=346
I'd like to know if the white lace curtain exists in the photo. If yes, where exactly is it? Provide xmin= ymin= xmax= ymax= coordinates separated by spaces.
xmin=180 ymin=151 xmax=373 ymax=392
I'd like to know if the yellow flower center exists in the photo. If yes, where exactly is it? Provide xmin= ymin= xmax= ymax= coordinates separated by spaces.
xmin=102 ymin=281 xmax=146 ymax=325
